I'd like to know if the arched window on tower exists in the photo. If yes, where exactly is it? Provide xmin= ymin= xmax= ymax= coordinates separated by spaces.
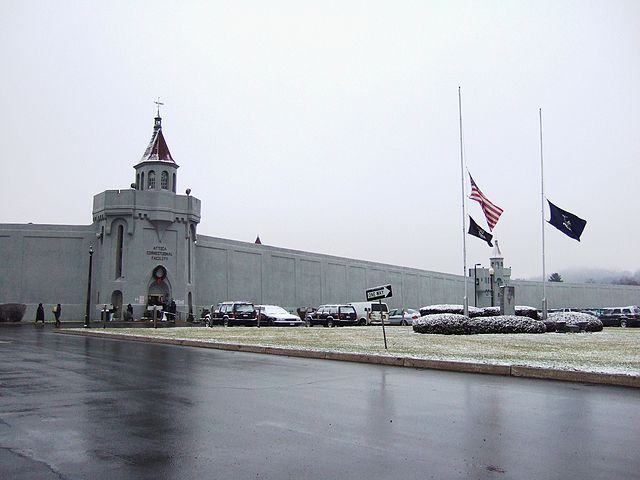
xmin=136 ymin=173 xmax=140 ymax=190
xmin=161 ymin=171 xmax=168 ymax=190
xmin=172 ymin=173 xmax=176 ymax=193
xmin=140 ymin=172 xmax=145 ymax=190
xmin=115 ymin=225 xmax=124 ymax=278
xmin=148 ymin=171 xmax=156 ymax=190
xmin=187 ymin=227 xmax=192 ymax=283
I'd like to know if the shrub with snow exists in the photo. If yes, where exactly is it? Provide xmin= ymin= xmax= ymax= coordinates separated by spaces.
xmin=478 ymin=306 xmax=500 ymax=317
xmin=548 ymin=312 xmax=603 ymax=332
xmin=419 ymin=304 xmax=540 ymax=320
xmin=419 ymin=305 xmax=484 ymax=318
xmin=0 ymin=303 xmax=26 ymax=322
xmin=515 ymin=306 xmax=540 ymax=320
xmin=413 ymin=313 xmax=546 ymax=335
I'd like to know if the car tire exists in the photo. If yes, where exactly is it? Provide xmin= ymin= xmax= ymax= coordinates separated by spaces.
xmin=620 ymin=319 xmax=627 ymax=328
xmin=327 ymin=318 xmax=334 ymax=328
xmin=358 ymin=318 xmax=366 ymax=326
xmin=401 ymin=319 xmax=407 ymax=326
xmin=223 ymin=317 xmax=229 ymax=327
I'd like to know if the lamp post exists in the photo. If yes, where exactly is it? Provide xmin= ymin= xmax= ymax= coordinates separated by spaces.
xmin=474 ymin=263 xmax=481 ymax=307
xmin=489 ymin=266 xmax=495 ymax=307
xmin=84 ymin=245 xmax=94 ymax=328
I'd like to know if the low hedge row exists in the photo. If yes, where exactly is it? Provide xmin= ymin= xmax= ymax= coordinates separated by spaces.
xmin=418 ymin=304 xmax=540 ymax=320
xmin=413 ymin=313 xmax=546 ymax=335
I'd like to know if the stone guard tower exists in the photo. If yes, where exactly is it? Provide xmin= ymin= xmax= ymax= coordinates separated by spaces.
xmin=470 ymin=240 xmax=511 ymax=308
xmin=91 ymin=111 xmax=201 ymax=320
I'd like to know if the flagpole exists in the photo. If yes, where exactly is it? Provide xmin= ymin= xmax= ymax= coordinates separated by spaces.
xmin=539 ymin=108 xmax=547 ymax=320
xmin=459 ymin=87 xmax=468 ymax=316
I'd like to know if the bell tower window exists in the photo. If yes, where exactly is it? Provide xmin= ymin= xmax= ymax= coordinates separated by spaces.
xmin=172 ymin=173 xmax=176 ymax=193
xmin=161 ymin=171 xmax=168 ymax=190
xmin=148 ymin=170 xmax=156 ymax=189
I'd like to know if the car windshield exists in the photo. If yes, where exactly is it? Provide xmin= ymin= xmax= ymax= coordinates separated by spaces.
xmin=235 ymin=304 xmax=254 ymax=313
xmin=265 ymin=306 xmax=289 ymax=315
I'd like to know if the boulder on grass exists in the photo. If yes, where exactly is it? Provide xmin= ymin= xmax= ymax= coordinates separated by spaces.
xmin=0 ymin=303 xmax=27 ymax=322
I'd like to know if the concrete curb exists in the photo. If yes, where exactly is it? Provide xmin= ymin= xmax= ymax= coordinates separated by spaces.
xmin=57 ymin=329 xmax=640 ymax=389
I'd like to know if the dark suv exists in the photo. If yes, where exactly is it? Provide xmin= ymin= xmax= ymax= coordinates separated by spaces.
xmin=305 ymin=304 xmax=358 ymax=327
xmin=211 ymin=301 xmax=257 ymax=327
xmin=598 ymin=306 xmax=640 ymax=327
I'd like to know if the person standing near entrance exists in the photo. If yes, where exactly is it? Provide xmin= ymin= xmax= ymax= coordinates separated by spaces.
xmin=53 ymin=303 xmax=62 ymax=327
xmin=35 ymin=303 xmax=45 ymax=325
xmin=125 ymin=303 xmax=133 ymax=321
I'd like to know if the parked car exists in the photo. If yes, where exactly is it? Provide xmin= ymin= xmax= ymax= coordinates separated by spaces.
xmin=348 ymin=302 xmax=389 ymax=325
xmin=211 ymin=301 xmax=257 ymax=326
xmin=256 ymin=305 xmax=304 ymax=327
xmin=598 ymin=306 xmax=640 ymax=327
xmin=305 ymin=304 xmax=358 ymax=327
xmin=388 ymin=308 xmax=420 ymax=326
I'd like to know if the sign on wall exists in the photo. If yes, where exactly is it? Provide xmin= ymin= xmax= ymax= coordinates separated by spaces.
xmin=146 ymin=245 xmax=173 ymax=261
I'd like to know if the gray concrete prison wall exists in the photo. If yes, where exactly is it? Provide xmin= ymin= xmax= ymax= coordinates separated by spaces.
xmin=0 ymin=224 xmax=95 ymax=321
xmin=511 ymin=279 xmax=640 ymax=310
xmin=1 ymin=225 xmax=638 ymax=321
xmin=194 ymin=235 xmax=640 ymax=314
xmin=194 ymin=235 xmax=467 ymax=313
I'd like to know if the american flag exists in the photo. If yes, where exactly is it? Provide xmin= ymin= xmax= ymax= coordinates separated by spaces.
xmin=469 ymin=174 xmax=503 ymax=230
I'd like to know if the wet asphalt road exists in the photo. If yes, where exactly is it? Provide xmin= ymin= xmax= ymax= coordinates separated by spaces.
xmin=1 ymin=326 xmax=639 ymax=480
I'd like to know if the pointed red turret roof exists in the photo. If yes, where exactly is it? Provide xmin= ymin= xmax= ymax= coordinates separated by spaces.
xmin=140 ymin=115 xmax=176 ymax=163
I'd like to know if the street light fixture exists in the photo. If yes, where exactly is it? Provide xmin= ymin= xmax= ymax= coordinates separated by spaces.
xmin=84 ymin=245 xmax=94 ymax=328
xmin=488 ymin=266 xmax=495 ymax=307
xmin=474 ymin=263 xmax=481 ymax=307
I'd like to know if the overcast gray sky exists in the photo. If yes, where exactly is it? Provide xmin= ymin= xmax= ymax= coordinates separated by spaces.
xmin=1 ymin=0 xmax=638 ymax=280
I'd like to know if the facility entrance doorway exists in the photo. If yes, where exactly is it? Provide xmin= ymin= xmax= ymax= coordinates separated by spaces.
xmin=110 ymin=290 xmax=123 ymax=320
xmin=146 ymin=265 xmax=171 ymax=317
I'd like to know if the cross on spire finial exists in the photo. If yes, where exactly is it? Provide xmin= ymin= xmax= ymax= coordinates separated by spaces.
xmin=154 ymin=97 xmax=164 ymax=117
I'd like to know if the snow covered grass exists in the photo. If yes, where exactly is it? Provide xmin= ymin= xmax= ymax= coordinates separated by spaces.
xmin=78 ymin=325 xmax=640 ymax=375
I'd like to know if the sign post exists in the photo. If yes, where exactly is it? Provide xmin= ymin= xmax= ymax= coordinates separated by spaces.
xmin=365 ymin=284 xmax=393 ymax=350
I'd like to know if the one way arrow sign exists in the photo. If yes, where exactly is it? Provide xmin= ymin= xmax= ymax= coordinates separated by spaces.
xmin=366 ymin=284 xmax=393 ymax=301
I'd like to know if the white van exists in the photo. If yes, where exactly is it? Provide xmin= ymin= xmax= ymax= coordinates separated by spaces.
xmin=348 ymin=301 xmax=389 ymax=326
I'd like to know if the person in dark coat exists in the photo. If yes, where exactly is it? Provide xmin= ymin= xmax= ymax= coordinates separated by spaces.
xmin=53 ymin=303 xmax=62 ymax=327
xmin=35 ymin=303 xmax=45 ymax=324
xmin=125 ymin=303 xmax=134 ymax=321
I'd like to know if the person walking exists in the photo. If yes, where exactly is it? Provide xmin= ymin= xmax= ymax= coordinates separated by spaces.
xmin=35 ymin=303 xmax=45 ymax=325
xmin=53 ymin=303 xmax=62 ymax=327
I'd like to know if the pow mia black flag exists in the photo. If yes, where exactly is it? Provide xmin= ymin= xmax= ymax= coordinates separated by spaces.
xmin=468 ymin=215 xmax=493 ymax=247
xmin=548 ymin=200 xmax=587 ymax=241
